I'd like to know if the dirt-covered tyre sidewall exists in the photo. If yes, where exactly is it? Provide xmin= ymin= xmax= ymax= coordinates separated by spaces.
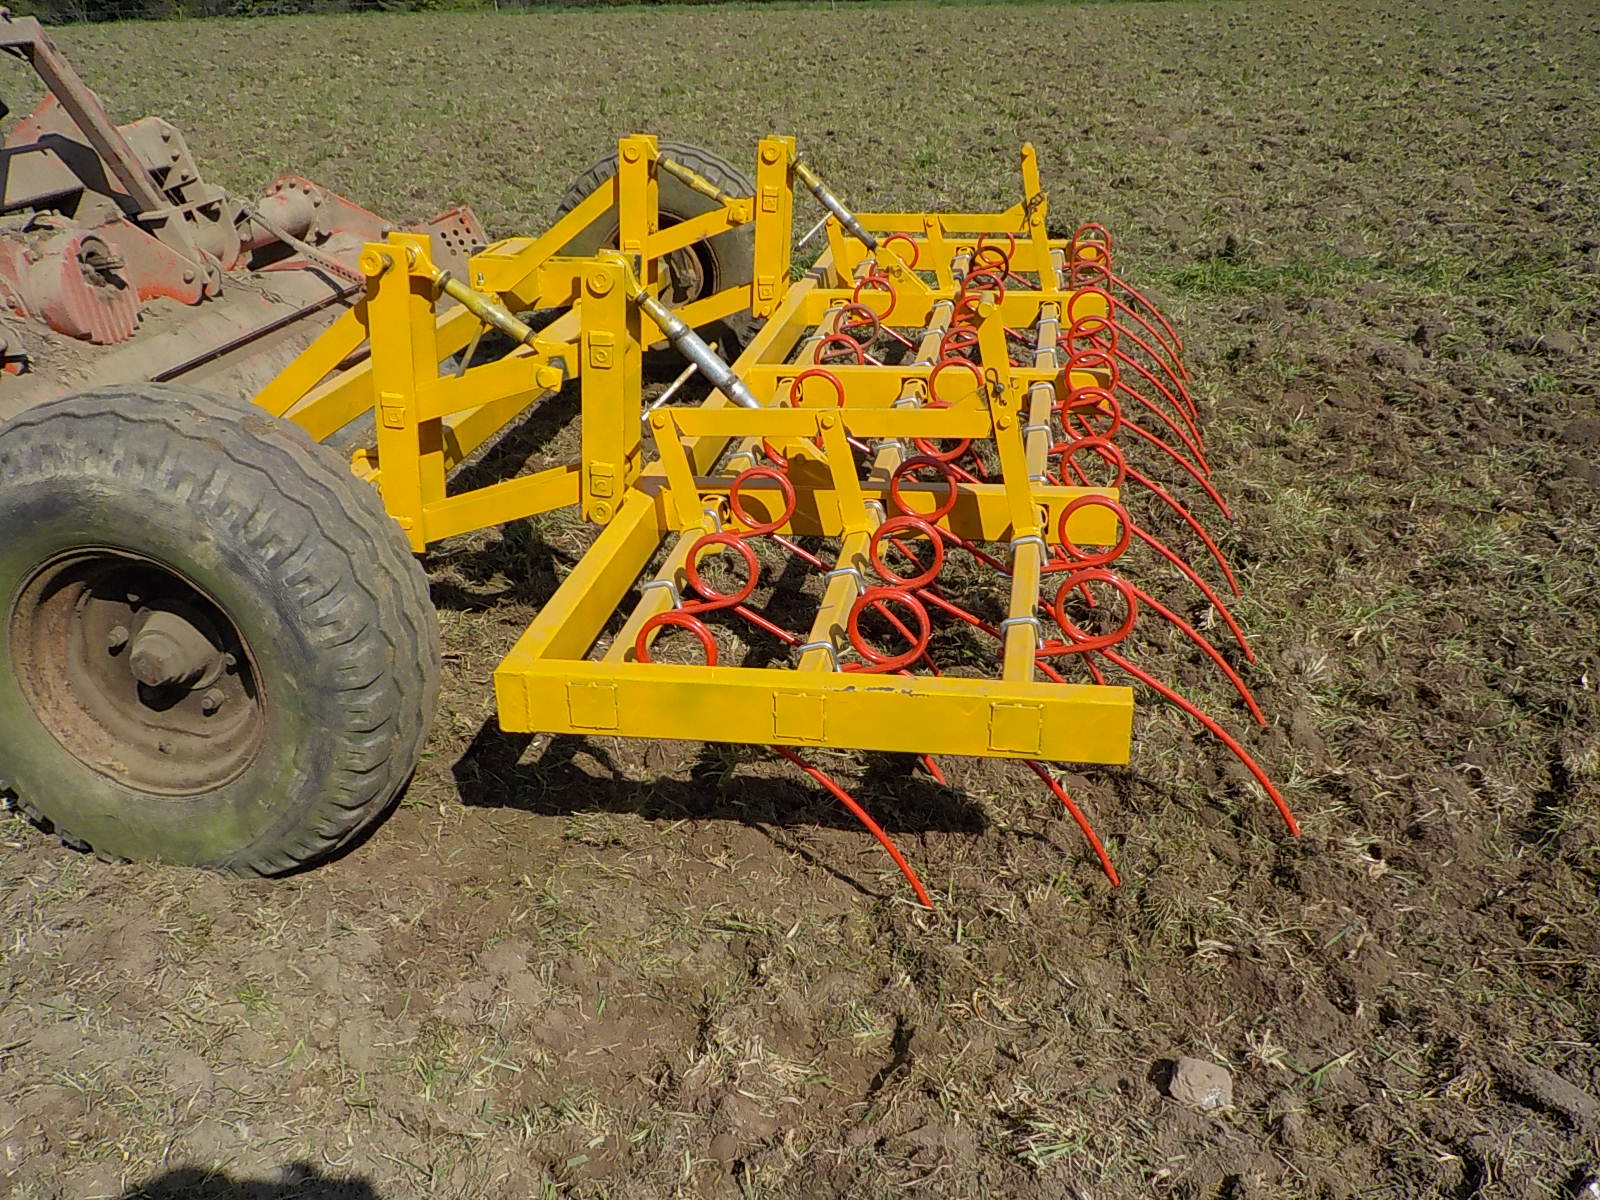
xmin=556 ymin=141 xmax=759 ymax=351
xmin=0 ymin=384 xmax=439 ymax=874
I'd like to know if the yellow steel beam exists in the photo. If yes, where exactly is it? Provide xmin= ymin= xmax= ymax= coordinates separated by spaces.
xmin=422 ymin=465 xmax=580 ymax=544
xmin=495 ymin=659 xmax=1133 ymax=763
xmin=671 ymin=477 xmax=1120 ymax=544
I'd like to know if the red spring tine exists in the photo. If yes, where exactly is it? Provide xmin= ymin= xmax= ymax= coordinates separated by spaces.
xmin=787 ymin=367 xmax=848 ymax=411
xmin=1066 ymin=314 xmax=1206 ymax=464
xmin=1048 ymin=568 xmax=1139 ymax=655
xmin=927 ymin=355 xmax=985 ymax=407
xmin=963 ymin=267 xmax=1008 ymax=304
xmin=886 ymin=456 xmax=1006 ymax=573
xmin=882 ymin=232 xmax=920 ymax=269
xmin=1066 ymin=345 xmax=1120 ymax=385
xmin=1069 ymin=285 xmax=1195 ymax=416
xmin=975 ymin=230 xmax=1017 ymax=264
xmin=869 ymin=515 xmax=946 ymax=590
xmin=1067 ymin=260 xmax=1187 ymax=381
xmin=970 ymin=243 xmax=1011 ymax=277
xmin=889 ymin=454 xmax=961 ymax=522
xmin=846 ymin=587 xmax=933 ymax=673
xmin=1106 ymin=270 xmax=1187 ymax=363
xmin=1098 ymin=647 xmax=1299 ymax=836
xmin=940 ymin=325 xmax=980 ymax=360
xmin=1124 ymin=521 xmax=1255 ymax=661
xmin=728 ymin=465 xmax=798 ymax=535
xmin=1054 ymin=445 xmax=1245 ymax=612
xmin=1057 ymin=434 xmax=1130 ymax=491
xmin=1121 ymin=578 xmax=1266 ymax=726
xmin=773 ymin=746 xmax=934 ymax=908
xmin=1060 ymin=386 xmax=1125 ymax=441
xmin=1055 ymin=492 xmax=1133 ymax=569
xmin=837 ymin=301 xmax=883 ymax=345
xmin=814 ymin=333 xmax=867 ymax=366
xmin=635 ymin=611 xmax=719 ymax=666
xmin=1070 ymin=222 xmax=1114 ymax=265
xmin=851 ymin=272 xmax=898 ymax=321
xmin=1062 ymin=377 xmax=1227 ymax=512
xmin=1023 ymin=760 xmax=1121 ymax=887
xmin=685 ymin=531 xmax=761 ymax=608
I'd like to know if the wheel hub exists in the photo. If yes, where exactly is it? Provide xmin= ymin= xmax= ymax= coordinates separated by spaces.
xmin=10 ymin=549 xmax=265 ymax=796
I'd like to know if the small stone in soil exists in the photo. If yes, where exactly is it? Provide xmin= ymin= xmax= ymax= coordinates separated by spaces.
xmin=1167 ymin=1056 xmax=1234 ymax=1111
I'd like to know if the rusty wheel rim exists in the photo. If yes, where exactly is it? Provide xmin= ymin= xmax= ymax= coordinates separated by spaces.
xmin=10 ymin=549 xmax=266 ymax=796
xmin=597 ymin=220 xmax=714 ymax=307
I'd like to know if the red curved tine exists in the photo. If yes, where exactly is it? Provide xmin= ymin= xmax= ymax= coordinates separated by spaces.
xmin=1064 ymin=315 xmax=1205 ymax=459
xmin=1071 ymin=225 xmax=1189 ymax=368
xmin=1098 ymin=648 xmax=1299 ymax=837
xmin=775 ymin=746 xmax=934 ymax=908
xmin=1060 ymin=382 xmax=1226 ymax=515
xmin=1023 ymin=760 xmax=1121 ymax=886
xmin=1068 ymin=266 xmax=1191 ymax=388
xmin=1120 ymin=579 xmax=1266 ymax=725
xmin=1056 ymin=437 xmax=1244 ymax=599
xmin=1049 ymin=489 xmax=1255 ymax=663
xmin=1064 ymin=299 xmax=1198 ymax=432
xmin=1043 ymin=567 xmax=1294 ymax=835
xmin=1107 ymin=274 xmax=1187 ymax=368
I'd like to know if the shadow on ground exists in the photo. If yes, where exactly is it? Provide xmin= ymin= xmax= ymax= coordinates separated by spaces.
xmin=120 ymin=1163 xmax=379 ymax=1199
xmin=451 ymin=719 xmax=990 ymax=835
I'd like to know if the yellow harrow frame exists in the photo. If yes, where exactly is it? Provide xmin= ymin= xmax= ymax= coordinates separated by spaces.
xmin=258 ymin=134 xmax=1137 ymax=768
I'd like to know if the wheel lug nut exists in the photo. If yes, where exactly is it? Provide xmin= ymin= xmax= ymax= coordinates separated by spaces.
xmin=126 ymin=592 xmax=141 ymax=608
xmin=107 ymin=625 xmax=130 ymax=652
xmin=201 ymin=688 xmax=225 ymax=715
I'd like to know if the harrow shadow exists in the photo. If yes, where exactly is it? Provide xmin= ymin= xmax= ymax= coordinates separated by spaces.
xmin=118 ymin=1163 xmax=379 ymax=1199
xmin=450 ymin=719 xmax=987 ymax=836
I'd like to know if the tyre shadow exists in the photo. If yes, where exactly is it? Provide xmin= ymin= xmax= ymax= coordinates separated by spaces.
xmin=120 ymin=1162 xmax=379 ymax=1199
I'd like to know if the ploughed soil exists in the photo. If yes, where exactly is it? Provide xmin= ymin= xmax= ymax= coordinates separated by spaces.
xmin=1 ymin=1 xmax=1597 ymax=1197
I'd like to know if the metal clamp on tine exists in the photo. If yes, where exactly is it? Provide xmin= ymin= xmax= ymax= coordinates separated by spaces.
xmin=1022 ymin=422 xmax=1053 ymax=439
xmin=1009 ymin=534 xmax=1048 ymax=564
xmin=865 ymin=500 xmax=887 ymax=525
xmin=998 ymin=615 xmax=1043 ymax=638
xmin=823 ymin=565 xmax=866 ymax=591
xmin=795 ymin=640 xmax=841 ymax=671
xmin=639 ymin=577 xmax=683 ymax=608
xmin=701 ymin=505 xmax=724 ymax=532
xmin=726 ymin=449 xmax=757 ymax=473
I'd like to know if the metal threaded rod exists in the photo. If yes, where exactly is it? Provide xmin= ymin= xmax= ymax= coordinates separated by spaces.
xmin=625 ymin=275 xmax=760 ymax=410
xmin=657 ymin=155 xmax=741 ymax=207
xmin=434 ymin=270 xmax=537 ymax=347
xmin=792 ymin=156 xmax=878 ymax=252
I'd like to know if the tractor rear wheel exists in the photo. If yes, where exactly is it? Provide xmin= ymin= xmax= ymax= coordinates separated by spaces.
xmin=0 ymin=383 xmax=439 ymax=873
xmin=556 ymin=141 xmax=759 ymax=353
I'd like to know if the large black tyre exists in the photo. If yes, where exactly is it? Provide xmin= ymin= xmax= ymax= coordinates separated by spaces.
xmin=556 ymin=141 xmax=759 ymax=352
xmin=0 ymin=383 xmax=439 ymax=874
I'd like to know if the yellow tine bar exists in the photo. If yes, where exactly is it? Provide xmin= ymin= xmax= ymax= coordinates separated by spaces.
xmin=1027 ymin=304 xmax=1061 ymax=480
xmin=1002 ymin=539 xmax=1043 ymax=684
xmin=796 ymin=531 xmax=870 ymax=672
xmin=604 ymin=511 xmax=720 ymax=664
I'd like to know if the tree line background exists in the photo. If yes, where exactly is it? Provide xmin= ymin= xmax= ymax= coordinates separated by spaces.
xmin=15 ymin=0 xmax=748 ymax=20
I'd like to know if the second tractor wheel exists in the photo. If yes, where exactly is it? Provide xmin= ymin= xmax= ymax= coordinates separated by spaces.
xmin=0 ymin=383 xmax=439 ymax=873
xmin=556 ymin=141 xmax=759 ymax=353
